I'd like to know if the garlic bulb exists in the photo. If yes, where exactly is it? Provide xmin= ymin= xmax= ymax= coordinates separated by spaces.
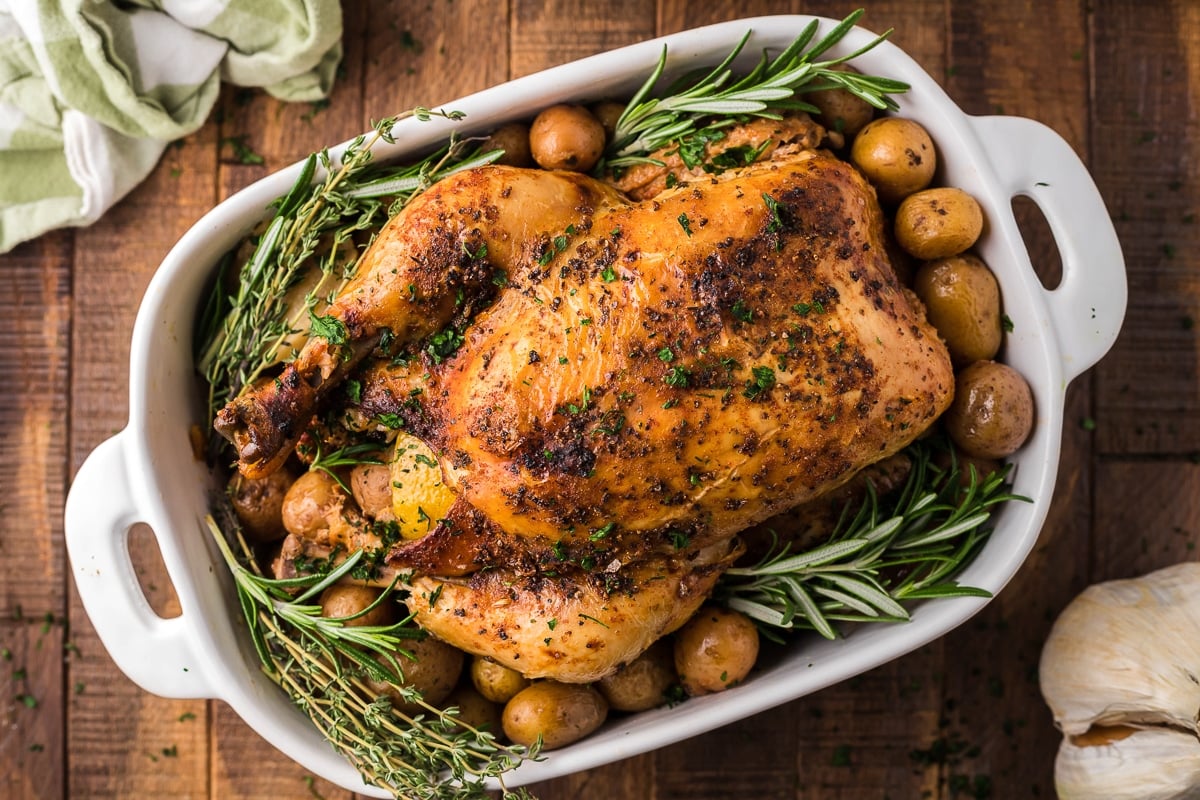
xmin=1055 ymin=726 xmax=1200 ymax=800
xmin=1041 ymin=563 xmax=1200 ymax=799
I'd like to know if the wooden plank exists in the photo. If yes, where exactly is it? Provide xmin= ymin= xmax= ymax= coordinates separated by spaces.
xmin=1093 ymin=0 xmax=1200 ymax=456
xmin=363 ymin=0 xmax=508 ymax=111
xmin=937 ymin=2 xmax=1095 ymax=798
xmin=0 ymin=228 xmax=72 ymax=798
xmin=65 ymin=101 xmax=219 ymax=799
xmin=1094 ymin=460 xmax=1200 ymax=578
xmin=511 ymin=0 xmax=657 ymax=80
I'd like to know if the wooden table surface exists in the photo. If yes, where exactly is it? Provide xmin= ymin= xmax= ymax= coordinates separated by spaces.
xmin=3 ymin=1 xmax=1197 ymax=797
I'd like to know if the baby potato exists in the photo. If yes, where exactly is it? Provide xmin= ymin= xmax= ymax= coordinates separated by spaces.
xmin=390 ymin=432 xmax=455 ymax=540
xmin=471 ymin=656 xmax=531 ymax=704
xmin=597 ymin=640 xmax=676 ymax=712
xmin=442 ymin=684 xmax=503 ymax=735
xmin=589 ymin=100 xmax=626 ymax=142
xmin=673 ymin=605 xmax=759 ymax=697
xmin=894 ymin=187 xmax=984 ymax=260
xmin=281 ymin=469 xmax=345 ymax=536
xmin=502 ymin=681 xmax=609 ymax=750
xmin=808 ymin=64 xmax=875 ymax=140
xmin=319 ymin=584 xmax=395 ymax=628
xmin=914 ymin=254 xmax=1003 ymax=365
xmin=945 ymin=360 xmax=1035 ymax=459
xmin=850 ymin=117 xmax=936 ymax=204
xmin=227 ymin=467 xmax=295 ymax=542
xmin=368 ymin=636 xmax=465 ymax=712
xmin=481 ymin=122 xmax=533 ymax=168
xmin=529 ymin=104 xmax=606 ymax=172
xmin=350 ymin=462 xmax=394 ymax=521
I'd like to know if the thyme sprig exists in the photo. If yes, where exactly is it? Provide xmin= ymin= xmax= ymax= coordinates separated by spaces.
xmin=603 ymin=9 xmax=908 ymax=171
xmin=196 ymin=107 xmax=503 ymax=432
xmin=206 ymin=517 xmax=539 ymax=799
xmin=715 ymin=441 xmax=1027 ymax=641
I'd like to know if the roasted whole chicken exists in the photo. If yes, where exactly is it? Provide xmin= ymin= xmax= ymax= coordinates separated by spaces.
xmin=217 ymin=142 xmax=954 ymax=682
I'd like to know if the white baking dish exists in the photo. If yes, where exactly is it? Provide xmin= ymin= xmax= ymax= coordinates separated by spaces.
xmin=64 ymin=14 xmax=1125 ymax=794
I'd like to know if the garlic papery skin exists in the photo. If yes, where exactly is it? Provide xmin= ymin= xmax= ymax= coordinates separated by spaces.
xmin=1055 ymin=726 xmax=1200 ymax=800
xmin=1040 ymin=562 xmax=1200 ymax=737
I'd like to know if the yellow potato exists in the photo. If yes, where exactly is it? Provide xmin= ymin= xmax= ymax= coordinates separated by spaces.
xmin=227 ymin=467 xmax=295 ymax=542
xmin=808 ymin=64 xmax=875 ymax=140
xmin=350 ymin=462 xmax=395 ymax=521
xmin=481 ymin=122 xmax=533 ymax=168
xmin=673 ymin=605 xmax=759 ymax=696
xmin=319 ymin=585 xmax=396 ymax=628
xmin=441 ymin=684 xmax=503 ymax=735
xmin=390 ymin=432 xmax=455 ymax=540
xmin=894 ymin=187 xmax=984 ymax=260
xmin=914 ymin=254 xmax=1003 ymax=365
xmin=281 ymin=469 xmax=345 ymax=537
xmin=529 ymin=104 xmax=606 ymax=172
xmin=502 ymin=681 xmax=608 ymax=750
xmin=471 ymin=657 xmax=532 ymax=704
xmin=944 ymin=360 xmax=1035 ymax=459
xmin=850 ymin=117 xmax=936 ymax=204
xmin=596 ymin=640 xmax=676 ymax=712
xmin=367 ymin=636 xmax=465 ymax=713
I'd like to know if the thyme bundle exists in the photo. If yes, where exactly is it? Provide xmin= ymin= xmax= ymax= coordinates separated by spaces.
xmin=207 ymin=517 xmax=539 ymax=799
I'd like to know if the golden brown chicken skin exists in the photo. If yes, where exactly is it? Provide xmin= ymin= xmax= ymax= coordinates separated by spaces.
xmin=219 ymin=151 xmax=953 ymax=680
xmin=331 ymin=154 xmax=953 ymax=557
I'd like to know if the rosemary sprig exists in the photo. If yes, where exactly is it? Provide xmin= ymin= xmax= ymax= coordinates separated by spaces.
xmin=715 ymin=441 xmax=1028 ymax=641
xmin=206 ymin=516 xmax=540 ymax=799
xmin=307 ymin=441 xmax=388 ymax=493
xmin=196 ymin=107 xmax=503 ymax=432
xmin=603 ymin=9 xmax=909 ymax=171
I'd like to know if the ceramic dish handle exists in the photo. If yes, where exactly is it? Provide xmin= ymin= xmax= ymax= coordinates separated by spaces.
xmin=64 ymin=432 xmax=212 ymax=699
xmin=970 ymin=115 xmax=1127 ymax=382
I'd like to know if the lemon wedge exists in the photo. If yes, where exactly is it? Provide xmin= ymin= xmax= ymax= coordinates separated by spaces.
xmin=390 ymin=432 xmax=455 ymax=540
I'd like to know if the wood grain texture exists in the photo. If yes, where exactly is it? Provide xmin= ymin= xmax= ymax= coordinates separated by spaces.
xmin=0 ymin=230 xmax=72 ymax=800
xmin=0 ymin=1 xmax=1190 ymax=798
xmin=1093 ymin=0 xmax=1200 ymax=457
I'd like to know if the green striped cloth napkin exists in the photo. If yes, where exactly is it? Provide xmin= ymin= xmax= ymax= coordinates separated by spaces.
xmin=0 ymin=0 xmax=343 ymax=253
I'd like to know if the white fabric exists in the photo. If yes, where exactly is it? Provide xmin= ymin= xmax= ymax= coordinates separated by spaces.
xmin=126 ymin=8 xmax=228 ymax=93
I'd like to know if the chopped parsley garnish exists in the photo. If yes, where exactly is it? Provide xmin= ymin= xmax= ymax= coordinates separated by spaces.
xmin=590 ymin=521 xmax=616 ymax=540
xmin=677 ymin=212 xmax=693 ymax=236
xmin=425 ymin=326 xmax=464 ymax=364
xmin=743 ymin=365 xmax=777 ymax=399
xmin=664 ymin=365 xmax=692 ymax=388
xmin=601 ymin=265 xmax=617 ymax=282
xmin=657 ymin=346 xmax=675 ymax=362
xmin=731 ymin=299 xmax=754 ymax=322
xmin=792 ymin=298 xmax=826 ymax=316
xmin=308 ymin=312 xmax=348 ymax=346
xmin=762 ymin=192 xmax=783 ymax=233
xmin=375 ymin=413 xmax=404 ymax=429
